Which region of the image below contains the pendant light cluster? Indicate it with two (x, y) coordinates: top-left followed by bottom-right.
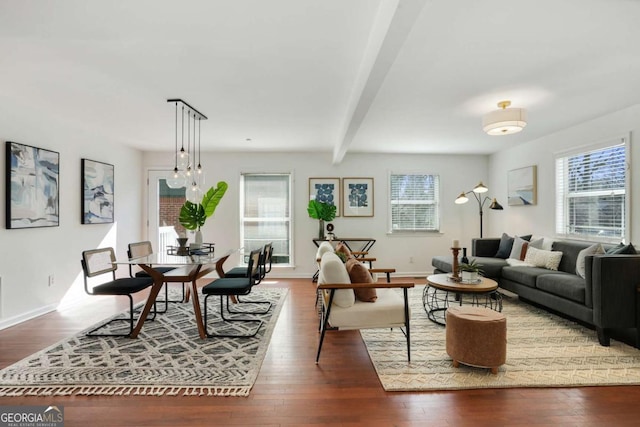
(166, 99), (207, 202)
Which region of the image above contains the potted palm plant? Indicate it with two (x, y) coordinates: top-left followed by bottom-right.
(459, 259), (484, 282)
(307, 199), (337, 239)
(179, 181), (228, 247)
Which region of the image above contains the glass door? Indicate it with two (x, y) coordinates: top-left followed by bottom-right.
(148, 170), (186, 254)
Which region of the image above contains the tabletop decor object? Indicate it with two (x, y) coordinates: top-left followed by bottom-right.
(179, 181), (228, 248)
(307, 199), (336, 239)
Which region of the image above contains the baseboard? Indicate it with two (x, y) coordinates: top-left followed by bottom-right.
(0, 304), (58, 331)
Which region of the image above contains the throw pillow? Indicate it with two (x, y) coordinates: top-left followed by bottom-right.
(495, 233), (514, 259)
(528, 238), (544, 250)
(335, 242), (354, 260)
(605, 242), (637, 255)
(575, 243), (605, 278)
(505, 258), (534, 267)
(523, 246), (563, 271)
(345, 258), (377, 302)
(509, 236), (529, 260)
(318, 252), (355, 308)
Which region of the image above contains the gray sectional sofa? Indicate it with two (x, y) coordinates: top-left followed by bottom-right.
(432, 237), (640, 348)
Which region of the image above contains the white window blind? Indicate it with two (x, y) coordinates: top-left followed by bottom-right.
(390, 173), (440, 232)
(555, 139), (628, 240)
(241, 173), (292, 264)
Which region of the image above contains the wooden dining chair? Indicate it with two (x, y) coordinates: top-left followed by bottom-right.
(201, 248), (263, 338)
(81, 247), (155, 337)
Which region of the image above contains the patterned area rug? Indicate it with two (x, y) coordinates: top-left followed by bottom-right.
(0, 287), (287, 397)
(361, 285), (640, 391)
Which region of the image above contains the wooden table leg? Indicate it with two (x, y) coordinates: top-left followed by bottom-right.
(190, 280), (207, 339)
(130, 276), (164, 338)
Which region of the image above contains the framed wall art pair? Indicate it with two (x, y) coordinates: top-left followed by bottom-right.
(5, 141), (114, 228)
(308, 177), (374, 217)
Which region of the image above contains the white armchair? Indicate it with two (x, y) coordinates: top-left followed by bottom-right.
(316, 251), (414, 363)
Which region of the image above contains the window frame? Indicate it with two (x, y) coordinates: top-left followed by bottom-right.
(554, 135), (630, 242)
(388, 171), (441, 233)
(239, 172), (294, 267)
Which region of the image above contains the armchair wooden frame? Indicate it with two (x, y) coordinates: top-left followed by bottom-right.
(316, 281), (414, 363)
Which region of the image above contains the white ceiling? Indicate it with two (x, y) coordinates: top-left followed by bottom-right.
(1, 0), (639, 163)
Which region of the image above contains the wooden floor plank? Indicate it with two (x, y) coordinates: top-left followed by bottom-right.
(1, 278), (640, 426)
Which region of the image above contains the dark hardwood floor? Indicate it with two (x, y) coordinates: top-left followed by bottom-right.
(1, 278), (640, 426)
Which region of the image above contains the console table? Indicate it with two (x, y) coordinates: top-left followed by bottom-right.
(312, 238), (376, 281)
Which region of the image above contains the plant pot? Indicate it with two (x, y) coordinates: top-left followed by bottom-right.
(461, 271), (478, 282)
(318, 219), (325, 240)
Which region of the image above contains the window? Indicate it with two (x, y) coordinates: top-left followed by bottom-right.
(389, 173), (440, 232)
(555, 137), (629, 241)
(240, 173), (292, 265)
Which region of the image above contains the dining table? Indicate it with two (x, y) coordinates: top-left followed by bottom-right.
(118, 249), (234, 339)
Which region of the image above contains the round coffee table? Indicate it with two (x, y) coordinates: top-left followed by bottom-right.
(423, 274), (502, 326)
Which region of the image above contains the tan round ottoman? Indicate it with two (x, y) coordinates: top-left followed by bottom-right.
(445, 306), (507, 374)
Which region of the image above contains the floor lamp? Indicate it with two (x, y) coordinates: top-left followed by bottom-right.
(455, 182), (503, 238)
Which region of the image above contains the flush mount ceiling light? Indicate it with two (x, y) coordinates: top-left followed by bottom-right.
(482, 100), (527, 135)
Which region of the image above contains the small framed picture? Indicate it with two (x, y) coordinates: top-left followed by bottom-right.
(82, 159), (114, 224)
(5, 141), (60, 229)
(309, 177), (340, 216)
(342, 177), (374, 217)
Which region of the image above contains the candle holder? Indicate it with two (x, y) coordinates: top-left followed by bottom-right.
(451, 247), (461, 281)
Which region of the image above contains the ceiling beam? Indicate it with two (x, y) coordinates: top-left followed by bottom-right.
(332, 0), (430, 164)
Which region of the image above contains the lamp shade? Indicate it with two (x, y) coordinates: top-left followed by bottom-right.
(455, 192), (469, 204)
(473, 182), (488, 193)
(482, 101), (527, 135)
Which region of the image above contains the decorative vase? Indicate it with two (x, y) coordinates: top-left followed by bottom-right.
(318, 220), (325, 240)
(176, 237), (189, 256)
(461, 248), (469, 265)
(194, 229), (203, 249)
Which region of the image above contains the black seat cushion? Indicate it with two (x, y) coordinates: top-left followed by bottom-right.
(224, 266), (248, 278)
(135, 266), (176, 277)
(202, 277), (252, 296)
(92, 277), (154, 295)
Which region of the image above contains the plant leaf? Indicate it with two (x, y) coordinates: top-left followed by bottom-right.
(179, 201), (206, 230)
(202, 181), (228, 218)
(307, 199), (336, 221)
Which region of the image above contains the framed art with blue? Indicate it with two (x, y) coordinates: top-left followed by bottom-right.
(309, 177), (340, 216)
(342, 177), (374, 217)
(82, 158), (114, 224)
(5, 141), (60, 229)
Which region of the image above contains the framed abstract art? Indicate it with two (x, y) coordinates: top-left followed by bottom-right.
(508, 165), (537, 206)
(81, 158), (114, 224)
(342, 177), (374, 217)
(309, 177), (340, 216)
(5, 141), (60, 229)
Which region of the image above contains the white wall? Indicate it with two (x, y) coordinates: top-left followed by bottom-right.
(0, 121), (145, 329)
(487, 104), (640, 243)
(143, 151), (490, 278)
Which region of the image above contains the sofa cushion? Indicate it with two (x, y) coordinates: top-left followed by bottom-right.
(471, 257), (508, 279)
(576, 243), (605, 278)
(431, 255), (507, 279)
(509, 236), (529, 260)
(319, 252), (355, 308)
(345, 258), (377, 302)
(502, 266), (564, 288)
(551, 240), (593, 274)
(536, 273), (586, 304)
(495, 233), (514, 259)
(606, 242), (637, 254)
(523, 247), (563, 271)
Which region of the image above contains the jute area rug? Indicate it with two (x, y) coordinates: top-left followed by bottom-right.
(361, 285), (640, 391)
(0, 287), (287, 397)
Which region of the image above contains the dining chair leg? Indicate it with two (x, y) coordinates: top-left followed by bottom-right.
(203, 294), (262, 338)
